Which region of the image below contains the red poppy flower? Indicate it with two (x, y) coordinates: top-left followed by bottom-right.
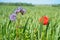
(39, 16), (49, 25)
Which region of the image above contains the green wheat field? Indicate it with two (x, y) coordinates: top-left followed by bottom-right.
(0, 5), (60, 40)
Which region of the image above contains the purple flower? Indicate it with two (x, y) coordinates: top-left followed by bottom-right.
(20, 8), (26, 15)
(10, 13), (16, 21)
(14, 7), (23, 13)
(16, 9), (20, 13)
(14, 7), (26, 15)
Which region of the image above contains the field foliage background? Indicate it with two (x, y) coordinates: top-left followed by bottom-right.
(0, 4), (60, 40)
